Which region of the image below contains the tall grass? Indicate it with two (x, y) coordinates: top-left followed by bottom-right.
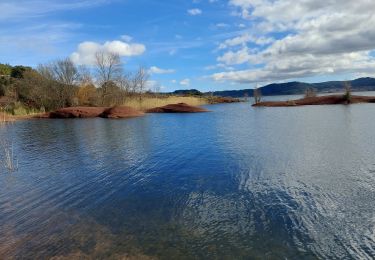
(0, 107), (17, 173)
(9, 102), (44, 116)
(1, 141), (18, 172)
(122, 96), (208, 111)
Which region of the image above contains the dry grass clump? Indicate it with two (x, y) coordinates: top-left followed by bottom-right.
(0, 140), (18, 172)
(0, 110), (17, 173)
(123, 96), (208, 111)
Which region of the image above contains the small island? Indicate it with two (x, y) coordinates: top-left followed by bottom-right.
(253, 94), (375, 107)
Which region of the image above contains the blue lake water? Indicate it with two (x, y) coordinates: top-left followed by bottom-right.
(0, 100), (375, 259)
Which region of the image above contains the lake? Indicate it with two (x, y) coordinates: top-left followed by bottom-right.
(1, 99), (375, 259)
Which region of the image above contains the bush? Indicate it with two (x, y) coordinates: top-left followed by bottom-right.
(12, 102), (28, 115)
(77, 84), (99, 106)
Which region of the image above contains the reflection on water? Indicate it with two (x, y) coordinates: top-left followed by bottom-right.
(1, 101), (375, 259)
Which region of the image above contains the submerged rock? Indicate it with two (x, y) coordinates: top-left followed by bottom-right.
(146, 103), (209, 113)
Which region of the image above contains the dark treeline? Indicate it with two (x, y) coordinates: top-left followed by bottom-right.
(0, 52), (149, 113)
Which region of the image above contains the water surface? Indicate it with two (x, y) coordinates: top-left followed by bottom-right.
(0, 100), (375, 259)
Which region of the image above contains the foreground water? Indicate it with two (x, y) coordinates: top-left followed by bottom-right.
(0, 100), (375, 259)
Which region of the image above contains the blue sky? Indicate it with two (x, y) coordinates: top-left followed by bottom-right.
(1, 0), (375, 92)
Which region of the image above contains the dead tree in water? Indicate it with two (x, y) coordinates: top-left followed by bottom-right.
(253, 87), (262, 104)
(343, 81), (352, 103)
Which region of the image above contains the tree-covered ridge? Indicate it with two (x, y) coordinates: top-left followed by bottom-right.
(211, 78), (375, 97)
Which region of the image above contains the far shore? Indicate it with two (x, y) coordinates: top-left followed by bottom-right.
(253, 94), (375, 107)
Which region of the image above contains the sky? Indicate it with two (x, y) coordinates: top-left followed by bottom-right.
(1, 0), (375, 92)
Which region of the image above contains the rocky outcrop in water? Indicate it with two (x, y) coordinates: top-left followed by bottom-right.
(49, 107), (108, 118)
(146, 103), (209, 113)
(100, 106), (144, 118)
(253, 95), (375, 107)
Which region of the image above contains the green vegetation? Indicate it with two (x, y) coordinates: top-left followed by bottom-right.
(0, 63), (12, 76)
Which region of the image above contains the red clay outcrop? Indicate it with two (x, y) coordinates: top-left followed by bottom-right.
(49, 107), (108, 118)
(49, 106), (145, 119)
(100, 106), (144, 118)
(146, 103), (209, 113)
(253, 95), (375, 107)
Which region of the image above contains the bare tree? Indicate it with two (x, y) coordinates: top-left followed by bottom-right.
(78, 65), (93, 86)
(344, 81), (352, 103)
(94, 51), (124, 105)
(37, 64), (54, 81)
(95, 51), (123, 84)
(36, 58), (79, 108)
(38, 58), (79, 85)
(51, 58), (79, 86)
(132, 66), (149, 102)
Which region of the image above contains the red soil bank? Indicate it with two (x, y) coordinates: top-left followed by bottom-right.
(49, 107), (108, 118)
(49, 106), (145, 119)
(100, 106), (144, 118)
(146, 103), (209, 113)
(253, 95), (375, 107)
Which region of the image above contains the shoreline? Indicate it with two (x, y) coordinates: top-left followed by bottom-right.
(1, 100), (235, 122)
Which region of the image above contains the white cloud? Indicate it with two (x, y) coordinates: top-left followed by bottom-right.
(212, 51), (375, 83)
(70, 40), (146, 65)
(218, 33), (274, 50)
(149, 66), (175, 74)
(120, 34), (133, 42)
(217, 47), (255, 65)
(216, 23), (230, 29)
(187, 8), (202, 16)
(180, 78), (190, 86)
(211, 0), (375, 83)
(205, 63), (235, 71)
(146, 80), (166, 91)
(0, 0), (110, 21)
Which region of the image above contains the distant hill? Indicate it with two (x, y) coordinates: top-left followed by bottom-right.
(173, 89), (203, 96)
(210, 77), (375, 97)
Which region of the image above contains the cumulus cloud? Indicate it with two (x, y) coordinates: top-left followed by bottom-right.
(149, 66), (175, 74)
(218, 33), (274, 50)
(180, 78), (190, 86)
(217, 47), (255, 65)
(70, 40), (146, 65)
(211, 0), (375, 84)
(188, 8), (202, 16)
